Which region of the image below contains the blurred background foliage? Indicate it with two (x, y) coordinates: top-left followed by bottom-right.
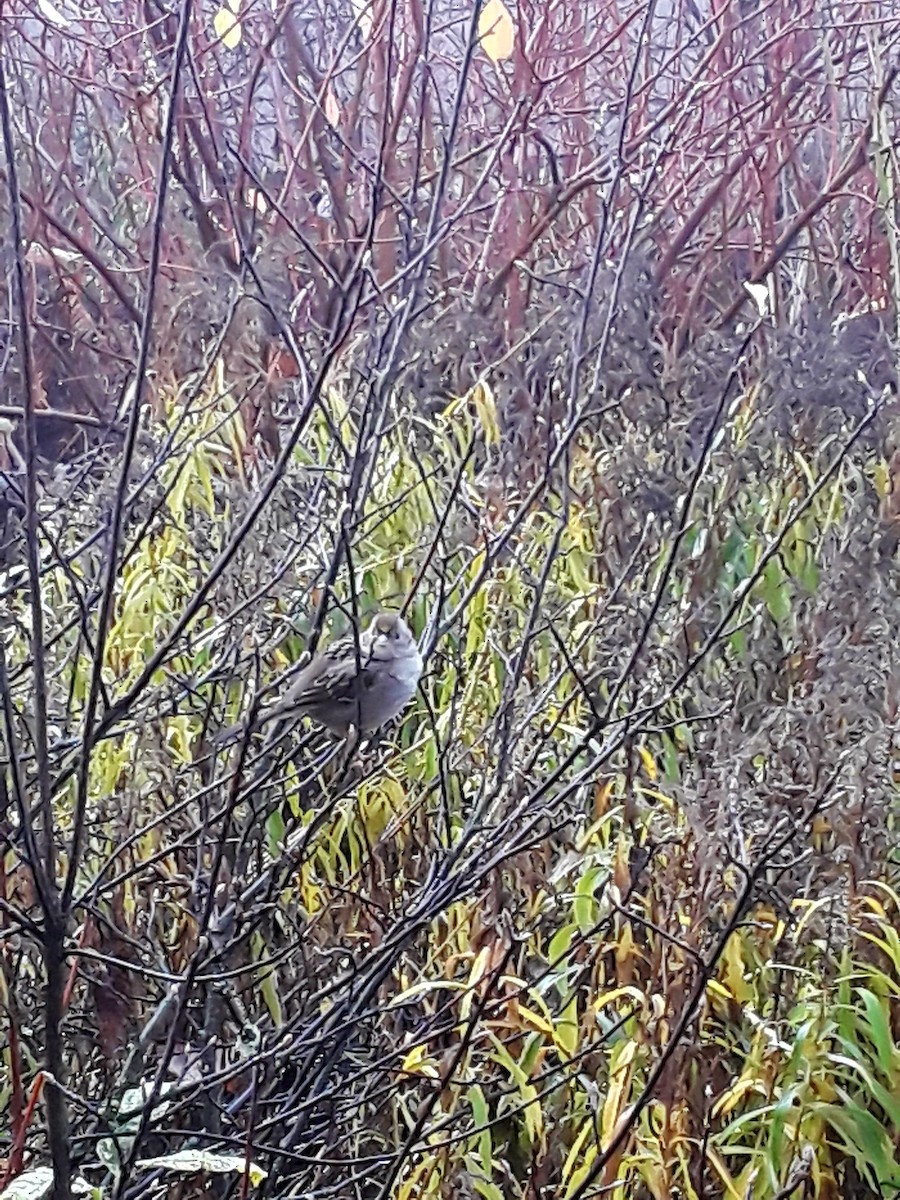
(0, 1), (899, 1198)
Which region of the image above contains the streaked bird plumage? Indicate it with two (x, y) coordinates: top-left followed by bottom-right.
(219, 611), (422, 741)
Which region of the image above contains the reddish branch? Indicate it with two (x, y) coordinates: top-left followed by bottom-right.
(717, 63), (900, 330)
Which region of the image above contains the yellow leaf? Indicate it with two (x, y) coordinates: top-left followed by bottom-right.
(555, 994), (579, 1058)
(874, 459), (890, 495)
(638, 744), (657, 781)
(564, 1144), (598, 1200)
(614, 921), (636, 970)
(592, 985), (646, 1012)
(638, 1159), (673, 1200)
(255, 958), (283, 1026)
(478, 0), (515, 63)
(470, 379), (501, 446)
(401, 1043), (441, 1078)
(397, 1159), (443, 1200)
(562, 1121), (595, 1188)
(462, 945), (492, 1017)
(639, 787), (676, 806)
(706, 1147), (745, 1199)
(213, 6), (241, 48)
(720, 932), (752, 1003)
(521, 1083), (543, 1146)
(517, 1003), (554, 1037)
(861, 894), (887, 919)
(711, 1074), (761, 1119)
(601, 1040), (637, 1140)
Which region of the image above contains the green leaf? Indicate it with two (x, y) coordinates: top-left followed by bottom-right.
(728, 626), (747, 658)
(796, 543), (820, 593)
(661, 732), (680, 781)
(816, 1096), (900, 1189)
(574, 865), (603, 931)
(766, 1085), (800, 1191)
(469, 1084), (493, 1173)
(520, 1031), (545, 1077)
(556, 993), (580, 1058)
(761, 557), (791, 624)
(568, 549), (591, 595)
(829, 1048), (900, 1128)
(547, 922), (576, 967)
(856, 986), (898, 1078)
(266, 806), (286, 857)
(468, 1163), (505, 1200)
(721, 528), (747, 576)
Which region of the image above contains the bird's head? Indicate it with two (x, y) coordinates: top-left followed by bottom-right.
(367, 611), (416, 654)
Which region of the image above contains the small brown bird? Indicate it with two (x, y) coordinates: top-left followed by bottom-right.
(219, 611), (423, 741)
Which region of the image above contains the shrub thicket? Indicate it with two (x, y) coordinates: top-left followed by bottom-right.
(0, 3), (898, 1199)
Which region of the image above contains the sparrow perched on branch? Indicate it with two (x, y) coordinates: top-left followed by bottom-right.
(217, 611), (423, 742)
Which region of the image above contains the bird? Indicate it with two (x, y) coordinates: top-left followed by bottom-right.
(217, 611), (423, 742)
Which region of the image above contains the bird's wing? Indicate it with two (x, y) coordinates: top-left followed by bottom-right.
(264, 639), (372, 718)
